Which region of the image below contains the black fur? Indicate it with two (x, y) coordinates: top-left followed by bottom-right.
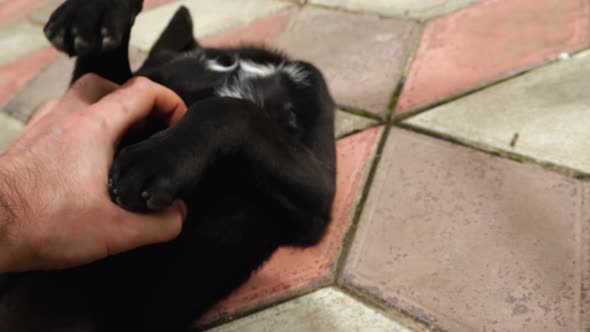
(0, 1), (336, 331)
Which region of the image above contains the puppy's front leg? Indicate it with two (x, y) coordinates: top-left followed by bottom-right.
(109, 95), (336, 248)
(108, 97), (255, 212)
(44, 0), (144, 84)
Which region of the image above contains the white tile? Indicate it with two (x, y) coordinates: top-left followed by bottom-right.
(0, 113), (23, 152)
(130, 0), (294, 51)
(208, 288), (413, 332)
(0, 21), (49, 65)
(309, 0), (483, 19)
(405, 51), (590, 174)
(335, 111), (378, 139)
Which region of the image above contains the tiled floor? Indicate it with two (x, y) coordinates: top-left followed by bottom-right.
(276, 7), (420, 118)
(1, 0), (590, 331)
(395, 0), (590, 114)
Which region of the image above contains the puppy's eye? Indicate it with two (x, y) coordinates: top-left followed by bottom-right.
(207, 55), (238, 72)
(218, 54), (236, 67)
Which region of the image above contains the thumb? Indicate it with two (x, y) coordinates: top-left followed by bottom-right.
(88, 77), (187, 144)
(113, 200), (187, 252)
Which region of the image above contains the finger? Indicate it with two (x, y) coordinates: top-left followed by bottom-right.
(26, 99), (60, 128)
(57, 74), (119, 117)
(109, 200), (186, 252)
(87, 77), (187, 142)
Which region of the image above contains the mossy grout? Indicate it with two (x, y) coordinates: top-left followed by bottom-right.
(396, 122), (590, 179)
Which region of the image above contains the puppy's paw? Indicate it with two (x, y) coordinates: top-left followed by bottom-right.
(109, 141), (181, 213)
(44, 0), (139, 56)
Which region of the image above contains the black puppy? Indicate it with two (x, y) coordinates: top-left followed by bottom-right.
(0, 1), (336, 331)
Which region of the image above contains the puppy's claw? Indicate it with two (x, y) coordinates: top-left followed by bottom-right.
(74, 36), (91, 54)
(101, 27), (118, 51)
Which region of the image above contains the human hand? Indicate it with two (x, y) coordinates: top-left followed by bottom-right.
(0, 74), (188, 272)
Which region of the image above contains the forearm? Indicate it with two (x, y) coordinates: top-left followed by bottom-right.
(0, 163), (24, 273)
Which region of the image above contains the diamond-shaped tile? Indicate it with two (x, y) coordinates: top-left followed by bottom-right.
(0, 0), (47, 28)
(202, 8), (294, 49)
(30, 0), (182, 25)
(144, 0), (178, 10)
(0, 21), (50, 66)
(405, 50), (590, 175)
(5, 48), (147, 122)
(0, 47), (58, 107)
(130, 0), (294, 51)
(0, 112), (23, 152)
(275, 7), (419, 117)
(334, 111), (379, 139)
(4, 48), (146, 121)
(396, 0), (590, 113)
(207, 288), (413, 332)
(343, 128), (589, 332)
(30, 0), (63, 25)
(5, 53), (72, 121)
(199, 127), (382, 326)
(310, 0), (483, 19)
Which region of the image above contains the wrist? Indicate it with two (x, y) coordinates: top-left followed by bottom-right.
(0, 161), (25, 272)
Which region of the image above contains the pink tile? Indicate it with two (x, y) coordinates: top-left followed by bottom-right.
(202, 9), (295, 48)
(0, 47), (58, 107)
(396, 0), (590, 113)
(276, 8), (419, 117)
(198, 127), (383, 326)
(31, 0), (175, 25)
(0, 0), (47, 28)
(144, 0), (176, 10)
(343, 128), (590, 332)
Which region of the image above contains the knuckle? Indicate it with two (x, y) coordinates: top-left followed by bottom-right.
(127, 76), (153, 90)
(72, 73), (101, 89)
(63, 111), (99, 131)
(110, 96), (132, 116)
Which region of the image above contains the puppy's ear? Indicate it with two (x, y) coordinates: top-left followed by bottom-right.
(149, 6), (198, 55)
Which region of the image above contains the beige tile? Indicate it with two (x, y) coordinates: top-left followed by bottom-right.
(208, 288), (413, 332)
(130, 0), (294, 51)
(405, 50), (590, 174)
(343, 128), (588, 332)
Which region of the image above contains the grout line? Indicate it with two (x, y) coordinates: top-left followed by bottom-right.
(0, 109), (27, 125)
(386, 20), (424, 120)
(391, 67), (534, 122)
(396, 122), (590, 179)
(337, 106), (384, 121)
(304, 3), (422, 24)
(333, 125), (390, 281)
(336, 123), (382, 140)
(194, 278), (333, 331)
(330, 124), (445, 332)
(337, 284), (443, 332)
(391, 44), (590, 123)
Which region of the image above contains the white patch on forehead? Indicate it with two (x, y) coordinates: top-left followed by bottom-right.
(238, 60), (277, 78)
(206, 58), (238, 72)
(207, 58), (310, 85)
(214, 58), (312, 107)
